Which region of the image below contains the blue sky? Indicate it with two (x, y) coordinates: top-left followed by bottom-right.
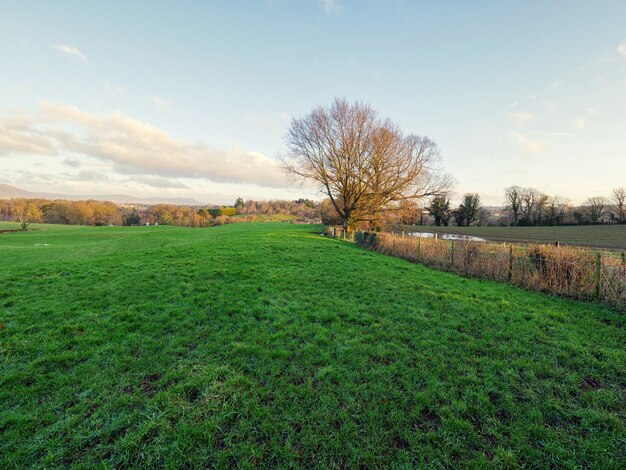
(1, 0), (625, 204)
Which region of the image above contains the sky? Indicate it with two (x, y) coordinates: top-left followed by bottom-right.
(1, 0), (625, 205)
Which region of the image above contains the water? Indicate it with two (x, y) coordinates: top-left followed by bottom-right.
(408, 232), (487, 242)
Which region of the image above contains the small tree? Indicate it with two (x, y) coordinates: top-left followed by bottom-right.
(234, 197), (244, 214)
(582, 196), (609, 223)
(611, 187), (625, 223)
(544, 196), (566, 225)
(456, 193), (482, 227)
(519, 188), (540, 225)
(13, 200), (41, 230)
(476, 207), (491, 226)
(427, 196), (451, 226)
(504, 186), (522, 226)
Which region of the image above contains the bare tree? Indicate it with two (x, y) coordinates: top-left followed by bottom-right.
(582, 196), (609, 223)
(282, 98), (451, 230)
(519, 188), (540, 225)
(476, 207), (491, 226)
(545, 196), (569, 225)
(611, 187), (625, 223)
(504, 186), (522, 226)
(534, 193), (549, 225)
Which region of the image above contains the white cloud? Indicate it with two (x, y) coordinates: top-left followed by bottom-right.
(76, 169), (109, 182)
(243, 111), (290, 131)
(0, 114), (57, 155)
(104, 81), (126, 95)
(52, 44), (87, 62)
(509, 112), (536, 127)
(63, 158), (81, 167)
(0, 102), (288, 188)
(569, 55), (609, 74)
(321, 0), (342, 14)
(573, 116), (587, 129)
(617, 43), (626, 58)
(501, 101), (518, 112)
(571, 107), (600, 130)
(149, 94), (171, 110)
(514, 133), (546, 154)
(135, 176), (188, 189)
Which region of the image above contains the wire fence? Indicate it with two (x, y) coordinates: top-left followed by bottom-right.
(325, 227), (626, 306)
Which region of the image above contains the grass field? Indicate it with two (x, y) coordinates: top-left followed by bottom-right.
(1, 222), (625, 467)
(398, 224), (626, 250)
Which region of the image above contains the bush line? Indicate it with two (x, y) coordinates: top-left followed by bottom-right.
(326, 227), (626, 306)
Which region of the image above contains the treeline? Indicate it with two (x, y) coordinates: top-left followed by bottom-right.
(0, 197), (320, 229)
(424, 186), (626, 227)
(320, 186), (626, 230)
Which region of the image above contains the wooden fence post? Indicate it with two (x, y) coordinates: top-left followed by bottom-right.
(508, 244), (513, 281)
(622, 251), (626, 290)
(417, 237), (421, 263)
(450, 240), (455, 268)
(594, 253), (601, 299)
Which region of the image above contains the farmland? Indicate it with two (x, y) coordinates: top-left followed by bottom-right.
(398, 224), (626, 250)
(1, 223), (625, 467)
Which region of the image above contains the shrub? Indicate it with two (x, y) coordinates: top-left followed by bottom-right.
(348, 231), (625, 305)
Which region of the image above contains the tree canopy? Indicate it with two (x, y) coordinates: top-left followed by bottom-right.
(282, 98), (451, 230)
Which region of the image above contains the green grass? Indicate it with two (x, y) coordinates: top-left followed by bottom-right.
(400, 224), (626, 250)
(1, 222), (624, 468)
(232, 213), (297, 222)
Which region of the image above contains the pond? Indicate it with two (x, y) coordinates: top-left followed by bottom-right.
(408, 232), (487, 242)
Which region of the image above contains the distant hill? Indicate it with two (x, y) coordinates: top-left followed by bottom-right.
(0, 183), (37, 199)
(0, 183), (206, 206)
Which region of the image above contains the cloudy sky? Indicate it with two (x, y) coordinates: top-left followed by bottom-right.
(1, 0), (625, 205)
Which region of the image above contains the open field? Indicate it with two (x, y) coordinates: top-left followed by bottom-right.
(398, 224), (626, 250)
(1, 223), (625, 467)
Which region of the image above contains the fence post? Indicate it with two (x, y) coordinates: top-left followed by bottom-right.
(594, 253), (601, 299)
(508, 244), (513, 281)
(622, 251), (626, 290)
(450, 240), (455, 268)
(402, 230), (405, 239)
(417, 237), (421, 263)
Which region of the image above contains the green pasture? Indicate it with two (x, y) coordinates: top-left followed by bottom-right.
(1, 222), (624, 467)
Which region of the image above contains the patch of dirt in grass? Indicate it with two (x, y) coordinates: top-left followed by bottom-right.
(393, 435), (409, 449)
(140, 373), (161, 396)
(579, 377), (603, 391)
(415, 409), (441, 431)
(495, 408), (512, 424)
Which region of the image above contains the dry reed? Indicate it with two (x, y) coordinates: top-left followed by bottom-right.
(326, 228), (626, 306)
